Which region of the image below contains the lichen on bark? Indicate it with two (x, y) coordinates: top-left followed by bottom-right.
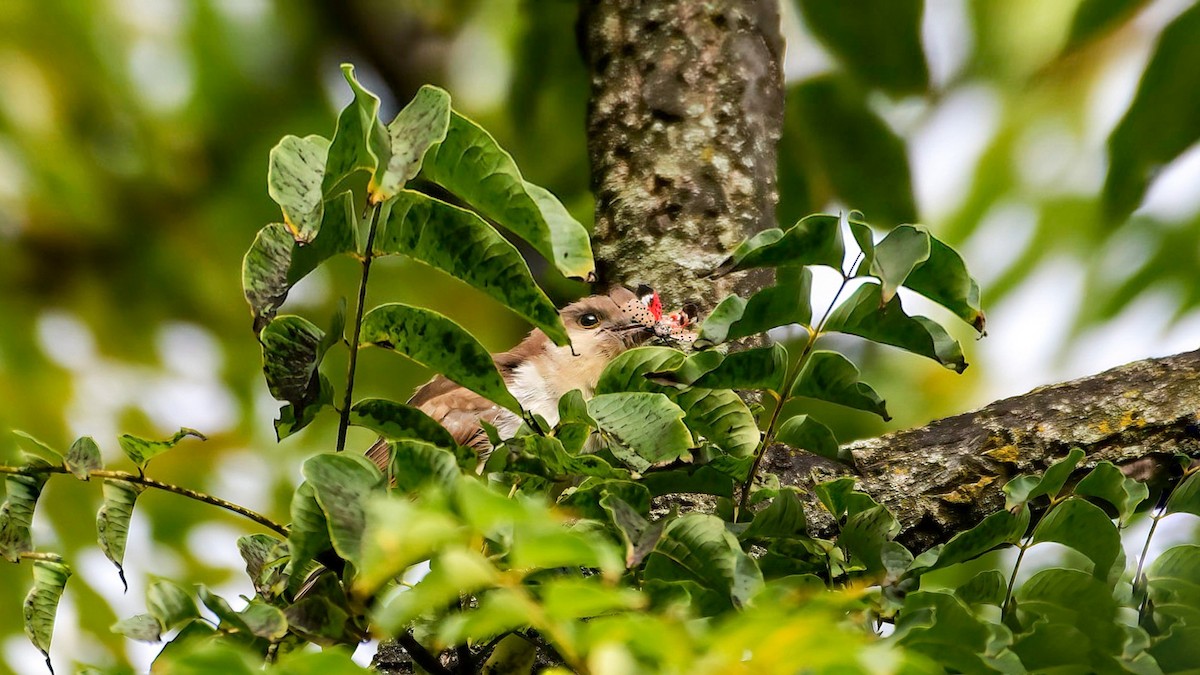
(580, 0), (784, 308)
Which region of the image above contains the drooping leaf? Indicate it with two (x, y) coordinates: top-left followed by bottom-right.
(1073, 461), (1149, 525)
(1014, 568), (1126, 665)
(146, 577), (199, 631)
(709, 214), (843, 278)
(283, 596), (349, 646)
(824, 282), (967, 373)
(775, 415), (839, 461)
(237, 534), (287, 600)
(1003, 448), (1086, 509)
(516, 435), (630, 482)
(324, 64), (390, 196)
(242, 192), (357, 331)
(698, 267), (814, 345)
(791, 350), (890, 420)
(286, 482), (332, 596)
(796, 0), (928, 95)
(197, 587), (288, 641)
(1103, 3), (1200, 222)
(376, 190), (568, 345)
(302, 453), (382, 568)
(1030, 498), (1122, 581)
(847, 211), (876, 270)
(361, 303), (522, 413)
(922, 508), (1030, 572)
(259, 315), (326, 405)
(96, 479), (143, 590)
(600, 494), (665, 568)
(903, 233), (986, 333)
(0, 456), (52, 562)
(539, 576), (646, 622)
(689, 343), (788, 393)
(644, 514), (764, 612)
(1165, 470), (1200, 517)
(373, 85), (451, 202)
(117, 428), (206, 468)
(23, 558), (71, 671)
(63, 436), (101, 480)
(587, 392), (693, 472)
(111, 613), (162, 643)
(274, 375), (333, 441)
(742, 488), (808, 540)
(420, 111), (594, 280)
(784, 78), (917, 226)
(267, 134), (329, 242)
(349, 398), (456, 450)
(869, 225), (930, 304)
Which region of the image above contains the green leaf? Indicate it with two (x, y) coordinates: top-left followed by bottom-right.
(894, 591), (1022, 673)
(1074, 461), (1149, 525)
(539, 576), (645, 622)
(813, 477), (857, 520)
(1149, 625), (1200, 673)
(286, 482), (331, 596)
(742, 488), (808, 540)
(784, 78), (917, 226)
(698, 267), (814, 345)
(595, 346), (686, 394)
(242, 193), (357, 332)
(924, 508), (1030, 572)
(23, 558), (71, 670)
(275, 375), (334, 441)
(791, 350), (890, 420)
(267, 134), (329, 242)
(384, 439), (460, 492)
(374, 548), (499, 632)
(260, 315), (328, 405)
(1165, 470), (1200, 517)
(12, 431), (60, 460)
(904, 233), (987, 334)
(869, 225), (930, 304)
(373, 85), (451, 202)
(111, 613), (162, 643)
(648, 349), (725, 386)
(147, 577), (199, 631)
(63, 436), (101, 480)
(356, 496), (466, 597)
(600, 493), (664, 568)
(839, 506), (901, 573)
(955, 570), (1008, 607)
(283, 596), (349, 646)
(376, 190), (568, 345)
(847, 211), (876, 270)
(361, 303), (522, 414)
(644, 514), (763, 612)
(1003, 448), (1086, 509)
(824, 282), (967, 373)
(586, 392), (693, 472)
(1031, 498), (1122, 581)
(325, 64), (390, 195)
(237, 534), (287, 600)
(435, 587), (533, 645)
(796, 0), (928, 95)
(302, 453), (381, 568)
(117, 428), (206, 469)
(0, 456), (52, 562)
(1104, 3), (1200, 221)
(420, 111), (594, 280)
(556, 388), (595, 427)
(775, 415), (839, 461)
(1065, 0), (1149, 52)
(480, 633), (537, 674)
(198, 588), (288, 641)
(349, 398), (456, 449)
(688, 343), (788, 392)
(709, 214), (843, 278)
(516, 435), (629, 482)
(1014, 568), (1125, 661)
(96, 479), (143, 591)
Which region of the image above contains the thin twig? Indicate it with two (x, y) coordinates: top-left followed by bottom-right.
(1135, 505), (1167, 622)
(1001, 537), (1029, 621)
(337, 202), (383, 453)
(397, 630), (453, 675)
(0, 465), (287, 537)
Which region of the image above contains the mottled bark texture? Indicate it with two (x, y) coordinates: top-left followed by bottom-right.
(580, 0), (784, 308)
(764, 349), (1200, 551)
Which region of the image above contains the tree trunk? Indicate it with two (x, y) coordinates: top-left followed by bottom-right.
(579, 0), (784, 308)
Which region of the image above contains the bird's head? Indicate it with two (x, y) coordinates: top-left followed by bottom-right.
(558, 285), (657, 362)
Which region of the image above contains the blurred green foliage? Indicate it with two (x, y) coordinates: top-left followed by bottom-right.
(1, 0), (1200, 670)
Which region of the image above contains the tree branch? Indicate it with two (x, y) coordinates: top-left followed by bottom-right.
(580, 0), (784, 307)
(762, 349), (1200, 550)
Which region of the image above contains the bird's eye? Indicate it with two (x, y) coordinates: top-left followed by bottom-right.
(579, 313), (601, 328)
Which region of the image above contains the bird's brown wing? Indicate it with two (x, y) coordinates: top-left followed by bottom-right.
(364, 375), (506, 471)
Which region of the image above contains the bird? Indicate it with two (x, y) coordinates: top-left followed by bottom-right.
(365, 285), (693, 468)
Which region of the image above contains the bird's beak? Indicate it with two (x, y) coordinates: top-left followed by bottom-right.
(611, 321), (656, 348)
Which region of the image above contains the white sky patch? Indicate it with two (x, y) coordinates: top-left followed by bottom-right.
(1015, 119), (1104, 197)
(36, 309), (99, 371)
(780, 0), (835, 83)
(127, 38), (193, 113)
(158, 322), (224, 380)
(186, 522), (252, 571)
(922, 0), (972, 89)
(446, 22), (511, 112)
(961, 200), (1037, 287)
(1065, 286), (1182, 381)
(212, 0), (271, 26)
(1085, 44), (1151, 147)
(210, 450), (275, 514)
(910, 85), (1002, 223)
(977, 256), (1083, 400)
(1135, 141), (1200, 223)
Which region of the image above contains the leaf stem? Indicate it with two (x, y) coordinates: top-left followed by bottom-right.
(337, 202), (383, 453)
(1001, 537), (1029, 621)
(736, 255), (863, 516)
(1135, 504), (1166, 623)
(0, 465), (287, 537)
